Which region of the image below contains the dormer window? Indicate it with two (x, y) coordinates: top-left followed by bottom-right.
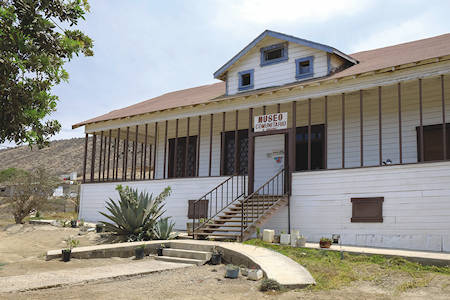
(295, 56), (314, 80)
(238, 69), (254, 91)
(260, 42), (288, 66)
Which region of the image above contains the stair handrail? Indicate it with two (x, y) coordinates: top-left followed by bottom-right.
(240, 168), (287, 241)
(192, 173), (247, 236)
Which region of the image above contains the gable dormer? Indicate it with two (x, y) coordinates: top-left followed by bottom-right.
(214, 30), (357, 96)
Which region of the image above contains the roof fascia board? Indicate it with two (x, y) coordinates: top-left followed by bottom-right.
(85, 63), (450, 134)
(213, 30), (356, 79)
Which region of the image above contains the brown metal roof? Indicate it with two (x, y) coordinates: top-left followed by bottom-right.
(73, 33), (450, 129)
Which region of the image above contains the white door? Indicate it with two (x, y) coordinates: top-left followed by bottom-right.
(253, 134), (285, 194)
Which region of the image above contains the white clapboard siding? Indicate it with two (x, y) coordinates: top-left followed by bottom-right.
(288, 161), (450, 252)
(78, 176), (230, 229)
(227, 36), (329, 95)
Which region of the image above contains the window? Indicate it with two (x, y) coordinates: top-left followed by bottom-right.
(295, 125), (325, 171)
(295, 56), (314, 80)
(351, 197), (384, 223)
(168, 136), (197, 178)
(188, 200), (209, 219)
(238, 69), (254, 91)
(260, 42), (288, 66)
(222, 129), (249, 175)
(417, 123), (450, 162)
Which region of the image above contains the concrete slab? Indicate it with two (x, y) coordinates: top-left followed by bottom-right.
(0, 259), (192, 293)
(304, 242), (450, 266)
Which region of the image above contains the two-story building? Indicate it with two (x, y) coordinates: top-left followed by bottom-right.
(73, 30), (450, 252)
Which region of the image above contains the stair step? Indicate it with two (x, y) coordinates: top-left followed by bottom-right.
(195, 232), (239, 237)
(162, 248), (212, 261)
(203, 224), (242, 227)
(155, 256), (206, 266)
(170, 242), (214, 252)
(197, 228), (241, 233)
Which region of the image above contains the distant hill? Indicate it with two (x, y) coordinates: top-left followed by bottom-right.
(0, 138), (87, 177)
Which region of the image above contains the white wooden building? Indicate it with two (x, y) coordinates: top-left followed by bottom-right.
(73, 30), (450, 252)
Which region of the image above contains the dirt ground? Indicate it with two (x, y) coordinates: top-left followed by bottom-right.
(0, 217), (449, 299)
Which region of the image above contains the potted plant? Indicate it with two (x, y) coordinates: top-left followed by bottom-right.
(320, 237), (332, 248)
(280, 230), (291, 245)
(96, 223), (104, 233)
(256, 227), (261, 239)
(70, 219), (77, 228)
(296, 235), (306, 247)
(225, 264), (240, 279)
(210, 246), (222, 265)
(157, 243), (166, 256)
(135, 244), (146, 259)
(62, 237), (80, 262)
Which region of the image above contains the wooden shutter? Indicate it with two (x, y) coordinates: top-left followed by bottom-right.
(351, 197), (383, 222)
(188, 200), (209, 219)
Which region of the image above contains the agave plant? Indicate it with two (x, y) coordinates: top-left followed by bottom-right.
(153, 217), (178, 240)
(99, 185), (171, 241)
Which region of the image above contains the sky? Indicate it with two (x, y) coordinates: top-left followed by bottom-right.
(1, 0), (450, 149)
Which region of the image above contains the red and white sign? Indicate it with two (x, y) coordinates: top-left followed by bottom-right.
(254, 112), (288, 132)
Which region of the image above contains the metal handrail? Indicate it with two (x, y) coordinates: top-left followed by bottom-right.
(240, 168), (287, 241)
(192, 173), (247, 237)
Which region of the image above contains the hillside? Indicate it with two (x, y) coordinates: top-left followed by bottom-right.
(0, 138), (87, 177)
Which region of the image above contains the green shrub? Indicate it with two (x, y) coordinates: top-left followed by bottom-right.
(99, 185), (171, 242)
(153, 216), (177, 240)
(260, 279), (281, 292)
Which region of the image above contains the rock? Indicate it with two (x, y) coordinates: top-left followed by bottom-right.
(247, 269), (263, 281)
(263, 229), (274, 243)
(280, 233), (291, 245)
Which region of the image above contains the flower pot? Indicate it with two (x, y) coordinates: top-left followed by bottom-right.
(296, 237), (306, 248)
(210, 253), (221, 265)
(157, 248), (164, 256)
(135, 247), (145, 259)
(320, 240), (332, 248)
(225, 266), (239, 279)
(70, 220), (77, 228)
(95, 224), (104, 233)
(62, 249), (71, 262)
(247, 269), (263, 281)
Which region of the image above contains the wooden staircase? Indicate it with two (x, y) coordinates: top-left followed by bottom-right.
(193, 169), (288, 241)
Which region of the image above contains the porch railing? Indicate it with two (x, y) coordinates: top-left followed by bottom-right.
(240, 168), (287, 240)
(192, 174), (247, 236)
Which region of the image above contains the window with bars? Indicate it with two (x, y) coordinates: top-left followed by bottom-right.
(222, 130), (248, 175)
(168, 136), (197, 178)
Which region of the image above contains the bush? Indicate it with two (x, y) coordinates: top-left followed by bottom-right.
(99, 185), (171, 242)
(260, 279), (281, 292)
(153, 217), (177, 240)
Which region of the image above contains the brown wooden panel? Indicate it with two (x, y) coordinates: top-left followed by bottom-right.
(82, 133), (88, 183)
(351, 197), (383, 222)
(188, 200), (209, 219)
(417, 123), (450, 161)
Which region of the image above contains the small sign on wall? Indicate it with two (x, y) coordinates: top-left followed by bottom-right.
(254, 112), (288, 132)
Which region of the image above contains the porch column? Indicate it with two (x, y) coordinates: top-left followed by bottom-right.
(442, 75), (447, 160)
(98, 131), (103, 181)
(90, 133), (96, 182)
(234, 110), (239, 174)
(153, 122), (158, 179)
(112, 136), (117, 180)
(196, 116), (201, 176)
(115, 128), (120, 180)
(133, 125), (139, 180)
(360, 90), (364, 167)
(209, 114), (213, 177)
(106, 130), (112, 180)
(419, 79), (424, 162)
(341, 93), (345, 169)
(378, 86), (382, 166)
(174, 119), (179, 177)
(398, 83), (403, 164)
(82, 133), (88, 183)
(220, 112), (226, 175)
(307, 99), (312, 170)
(185, 117), (190, 177)
(289, 101), (296, 191)
(248, 108), (254, 194)
(123, 126), (129, 181)
(143, 124), (148, 180)
(163, 120), (168, 179)
(324, 96), (328, 169)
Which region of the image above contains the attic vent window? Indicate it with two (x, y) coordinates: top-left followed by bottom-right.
(260, 42), (288, 66)
(295, 56), (314, 80)
(238, 69), (254, 91)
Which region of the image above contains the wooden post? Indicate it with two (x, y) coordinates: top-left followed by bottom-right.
(277, 103), (280, 113)
(140, 142), (144, 179)
(442, 75), (447, 160)
(185, 117), (190, 177)
(98, 131), (103, 181)
(153, 122), (158, 179)
(102, 132), (107, 180)
(174, 119), (179, 177)
(419, 79), (424, 162)
(289, 101), (296, 190)
(82, 133), (88, 183)
(112, 137), (117, 180)
(163, 120), (168, 179)
(197, 116), (201, 177)
(360, 90), (364, 167)
(308, 99), (312, 170)
(248, 108), (254, 194)
(90, 134), (96, 182)
(220, 112), (226, 175)
(143, 124), (148, 180)
(398, 83), (403, 164)
(378, 86), (382, 166)
(133, 125), (139, 180)
(209, 114), (213, 177)
(234, 110), (239, 174)
(324, 96), (328, 169)
(107, 130), (112, 181)
(124, 127), (130, 181)
(116, 128), (120, 179)
(342, 93), (345, 169)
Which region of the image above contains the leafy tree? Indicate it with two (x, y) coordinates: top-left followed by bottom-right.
(5, 168), (59, 223)
(100, 185), (172, 242)
(0, 0), (93, 148)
